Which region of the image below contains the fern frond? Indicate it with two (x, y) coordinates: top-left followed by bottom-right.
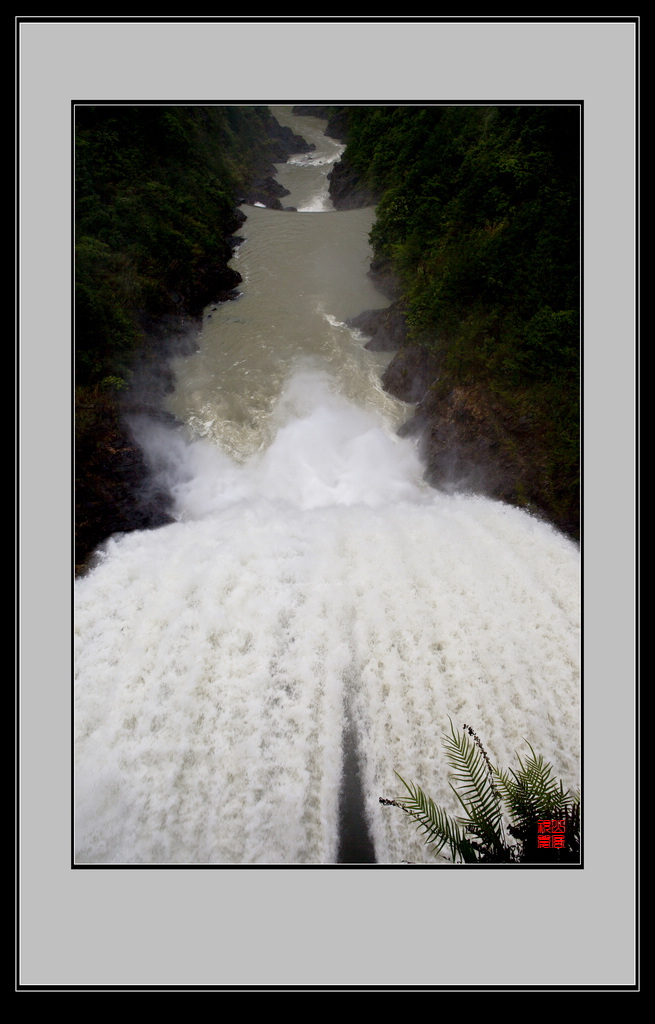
(387, 724), (580, 864)
(394, 771), (479, 863)
(442, 718), (505, 854)
(495, 742), (578, 834)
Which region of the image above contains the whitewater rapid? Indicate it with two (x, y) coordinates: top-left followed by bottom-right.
(74, 370), (580, 864)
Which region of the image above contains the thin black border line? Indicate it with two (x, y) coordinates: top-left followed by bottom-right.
(14, 982), (641, 993)
(16, 15), (641, 24)
(70, 101), (581, 872)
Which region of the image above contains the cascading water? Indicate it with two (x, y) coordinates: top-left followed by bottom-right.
(74, 107), (581, 865)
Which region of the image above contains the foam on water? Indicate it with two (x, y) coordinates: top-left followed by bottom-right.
(75, 369), (580, 864)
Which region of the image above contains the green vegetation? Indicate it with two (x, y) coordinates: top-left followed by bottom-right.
(75, 104), (286, 388)
(384, 720), (580, 863)
(338, 106), (580, 535)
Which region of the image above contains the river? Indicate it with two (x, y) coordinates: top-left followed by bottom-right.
(73, 106), (581, 865)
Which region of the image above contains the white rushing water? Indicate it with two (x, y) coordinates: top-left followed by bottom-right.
(74, 107), (581, 865)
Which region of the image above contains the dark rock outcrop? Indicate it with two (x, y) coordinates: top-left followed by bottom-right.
(266, 120), (314, 162)
(382, 344), (443, 406)
(324, 109), (350, 142)
(242, 175), (291, 210)
(347, 302), (408, 352)
(328, 153), (378, 210)
(237, 119), (314, 210)
(187, 259), (242, 313)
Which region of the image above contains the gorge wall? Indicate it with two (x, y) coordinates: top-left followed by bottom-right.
(323, 105), (580, 542)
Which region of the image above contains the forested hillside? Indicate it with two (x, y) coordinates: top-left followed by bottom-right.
(327, 105), (581, 538)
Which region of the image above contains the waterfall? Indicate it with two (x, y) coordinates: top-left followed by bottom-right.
(74, 107), (580, 865)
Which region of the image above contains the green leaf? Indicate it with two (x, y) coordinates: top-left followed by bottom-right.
(394, 771), (479, 863)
